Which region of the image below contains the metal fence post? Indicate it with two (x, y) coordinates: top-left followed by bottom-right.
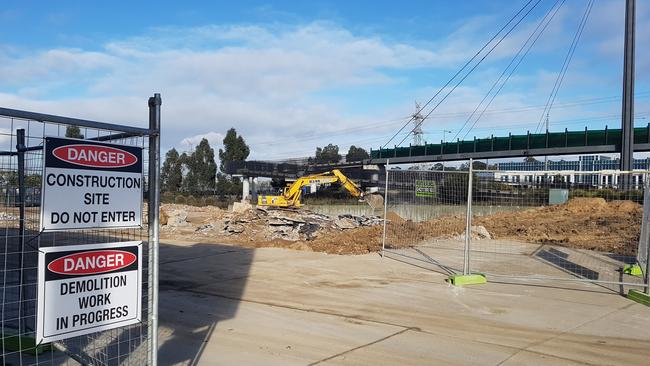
(645, 181), (650, 295)
(646, 243), (650, 295)
(381, 159), (390, 258)
(463, 159), (473, 275)
(147, 94), (161, 366)
(16, 129), (27, 339)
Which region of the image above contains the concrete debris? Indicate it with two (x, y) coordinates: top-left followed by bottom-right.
(165, 209), (190, 227)
(334, 217), (357, 230)
(195, 223), (214, 233)
(160, 203), (384, 243)
(299, 223), (320, 239)
(232, 201), (253, 213)
(454, 225), (492, 241)
(0, 212), (18, 221)
(225, 223), (245, 234)
(472, 225), (492, 240)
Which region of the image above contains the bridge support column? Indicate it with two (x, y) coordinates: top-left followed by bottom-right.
(251, 178), (258, 201)
(242, 177), (250, 202)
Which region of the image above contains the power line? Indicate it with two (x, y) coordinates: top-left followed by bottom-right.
(258, 111), (650, 160)
(452, 111), (650, 134)
(381, 0), (539, 148)
(535, 0), (595, 133)
(396, 0), (543, 147)
(253, 91), (650, 148)
(419, 92), (650, 119)
(456, 0), (566, 141)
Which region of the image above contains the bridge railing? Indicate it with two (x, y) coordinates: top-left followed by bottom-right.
(371, 125), (650, 159)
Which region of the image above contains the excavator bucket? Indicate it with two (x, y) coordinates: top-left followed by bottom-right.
(364, 193), (384, 210)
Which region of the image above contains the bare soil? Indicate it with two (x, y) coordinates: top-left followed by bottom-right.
(477, 198), (641, 255)
(159, 198), (642, 256)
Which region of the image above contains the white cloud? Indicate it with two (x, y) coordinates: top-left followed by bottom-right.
(0, 22), (453, 158)
(0, 9), (648, 162)
(179, 131), (224, 153)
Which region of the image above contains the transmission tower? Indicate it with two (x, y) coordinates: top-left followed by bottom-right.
(412, 102), (425, 146)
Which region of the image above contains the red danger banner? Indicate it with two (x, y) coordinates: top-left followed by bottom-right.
(52, 144), (138, 169)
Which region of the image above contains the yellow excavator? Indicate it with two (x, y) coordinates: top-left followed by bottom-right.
(257, 169), (364, 208)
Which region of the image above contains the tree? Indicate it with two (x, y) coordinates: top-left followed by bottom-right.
(524, 156), (540, 163)
(161, 148), (183, 192)
(218, 128), (250, 172)
(216, 172), (242, 198)
(184, 139), (217, 192)
(472, 161), (488, 170)
(65, 126), (84, 139)
(346, 145), (370, 161)
(312, 144), (341, 164)
(431, 163), (445, 171)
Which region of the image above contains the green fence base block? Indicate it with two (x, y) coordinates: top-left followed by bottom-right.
(448, 273), (487, 286)
(628, 290), (650, 307)
(623, 264), (643, 277)
(1, 335), (53, 355)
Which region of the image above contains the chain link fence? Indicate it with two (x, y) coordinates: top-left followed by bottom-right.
(382, 161), (650, 294)
(0, 97), (160, 365)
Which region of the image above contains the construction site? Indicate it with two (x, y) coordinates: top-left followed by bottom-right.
(159, 196), (641, 256)
(1, 0), (650, 365)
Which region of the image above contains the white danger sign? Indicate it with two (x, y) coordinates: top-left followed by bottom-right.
(37, 241), (142, 343)
(40, 137), (143, 231)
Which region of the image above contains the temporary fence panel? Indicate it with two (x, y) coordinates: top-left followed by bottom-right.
(0, 96), (160, 365)
(382, 167), (469, 276)
(382, 164), (649, 294)
(469, 170), (647, 292)
(637, 181), (650, 289)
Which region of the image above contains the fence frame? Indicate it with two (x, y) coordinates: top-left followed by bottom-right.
(0, 94), (161, 365)
(381, 164), (650, 294)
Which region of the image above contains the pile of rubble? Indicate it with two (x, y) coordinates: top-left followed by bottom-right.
(224, 206), (383, 241)
(160, 203), (384, 243)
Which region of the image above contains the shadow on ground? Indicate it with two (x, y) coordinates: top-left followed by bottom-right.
(1, 225), (252, 366)
(156, 241), (252, 365)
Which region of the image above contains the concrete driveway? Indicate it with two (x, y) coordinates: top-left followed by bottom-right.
(157, 240), (650, 365)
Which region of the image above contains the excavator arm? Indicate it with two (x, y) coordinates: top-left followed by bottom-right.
(331, 169), (364, 199)
(258, 169), (363, 208)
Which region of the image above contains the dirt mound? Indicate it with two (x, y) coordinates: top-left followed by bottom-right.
(563, 197), (608, 213)
(476, 199), (642, 255)
(385, 211), (405, 223)
(610, 200), (640, 213)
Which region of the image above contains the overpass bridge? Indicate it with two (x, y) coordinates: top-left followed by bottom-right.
(369, 125), (650, 164)
(225, 125), (650, 181)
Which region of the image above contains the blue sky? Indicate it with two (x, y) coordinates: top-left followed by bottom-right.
(1, 0), (648, 160)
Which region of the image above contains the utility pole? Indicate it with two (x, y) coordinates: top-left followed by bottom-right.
(412, 102), (425, 146)
(442, 129), (452, 143)
(544, 112), (549, 170)
(621, 0), (635, 177)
